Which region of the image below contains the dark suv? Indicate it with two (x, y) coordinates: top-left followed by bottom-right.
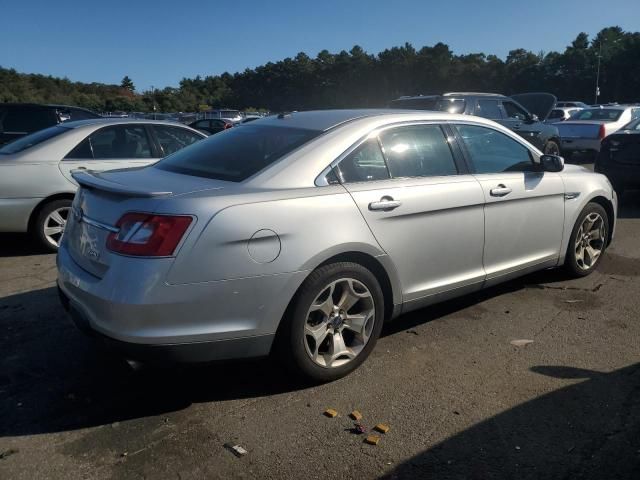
(0, 103), (101, 145)
(389, 92), (561, 155)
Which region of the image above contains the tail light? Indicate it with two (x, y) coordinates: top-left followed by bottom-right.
(224, 122), (233, 130)
(598, 124), (606, 140)
(107, 213), (192, 256)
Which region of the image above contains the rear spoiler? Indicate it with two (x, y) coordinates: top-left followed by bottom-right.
(72, 170), (172, 197)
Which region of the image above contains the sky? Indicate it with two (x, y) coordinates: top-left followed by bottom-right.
(1, 0), (638, 92)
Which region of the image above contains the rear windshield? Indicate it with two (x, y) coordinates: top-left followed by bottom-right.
(569, 109), (623, 121)
(155, 124), (321, 182)
(0, 125), (70, 154)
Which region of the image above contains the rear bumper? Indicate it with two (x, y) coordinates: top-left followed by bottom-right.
(0, 197), (41, 232)
(560, 138), (600, 153)
(595, 161), (640, 187)
(58, 284), (274, 363)
(56, 242), (308, 362)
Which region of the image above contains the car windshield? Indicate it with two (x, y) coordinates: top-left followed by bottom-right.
(155, 124), (321, 182)
(0, 125), (70, 154)
(569, 109), (623, 121)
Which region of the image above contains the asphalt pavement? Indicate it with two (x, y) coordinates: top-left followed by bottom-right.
(1, 189), (639, 480)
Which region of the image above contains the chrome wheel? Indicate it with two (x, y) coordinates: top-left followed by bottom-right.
(574, 212), (605, 271)
(304, 278), (376, 368)
(43, 207), (69, 248)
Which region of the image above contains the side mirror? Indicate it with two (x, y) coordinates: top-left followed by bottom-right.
(536, 154), (564, 172)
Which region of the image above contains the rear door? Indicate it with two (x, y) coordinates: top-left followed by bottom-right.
(339, 123), (486, 303)
(453, 123), (564, 283)
(59, 124), (159, 182)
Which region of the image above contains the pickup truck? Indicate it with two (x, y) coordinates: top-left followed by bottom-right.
(557, 106), (640, 158)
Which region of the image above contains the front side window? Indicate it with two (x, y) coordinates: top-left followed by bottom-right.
(153, 125), (203, 156)
(337, 139), (389, 183)
(502, 101), (528, 121)
(475, 100), (502, 119)
(456, 124), (532, 174)
(88, 125), (153, 159)
(156, 124), (321, 182)
(379, 125), (458, 178)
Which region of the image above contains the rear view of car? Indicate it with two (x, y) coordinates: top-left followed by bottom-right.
(595, 118), (640, 196)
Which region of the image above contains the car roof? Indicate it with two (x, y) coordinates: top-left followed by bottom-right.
(60, 118), (196, 129)
(255, 109), (458, 131)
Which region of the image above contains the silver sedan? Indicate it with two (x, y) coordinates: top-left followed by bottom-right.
(56, 110), (617, 382)
(0, 119), (205, 250)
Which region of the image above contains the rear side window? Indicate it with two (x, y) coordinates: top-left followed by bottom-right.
(436, 98), (466, 114)
(456, 124), (532, 173)
(153, 125), (203, 156)
(337, 139), (389, 183)
(379, 125), (458, 178)
(0, 125), (70, 154)
(156, 125), (321, 182)
(81, 125), (153, 160)
(475, 100), (502, 119)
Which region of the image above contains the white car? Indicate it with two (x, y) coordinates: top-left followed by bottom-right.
(0, 119), (205, 250)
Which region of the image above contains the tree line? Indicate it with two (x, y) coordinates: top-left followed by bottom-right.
(1, 26), (638, 113)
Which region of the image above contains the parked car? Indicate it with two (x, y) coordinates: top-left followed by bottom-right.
(0, 103), (101, 146)
(188, 118), (233, 135)
(545, 107), (583, 124)
(390, 92), (562, 155)
(595, 117), (640, 195)
(0, 119), (205, 250)
(556, 101), (590, 109)
(557, 106), (640, 159)
(202, 109), (243, 123)
(57, 110), (616, 382)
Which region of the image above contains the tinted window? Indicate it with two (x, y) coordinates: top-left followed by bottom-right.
(569, 109), (623, 121)
(436, 98), (466, 114)
(456, 125), (532, 174)
(389, 97), (439, 110)
(89, 125), (153, 159)
(379, 125), (457, 178)
(156, 125), (320, 182)
(475, 100), (502, 119)
(0, 125), (70, 154)
(548, 109), (565, 119)
(193, 120), (209, 129)
(338, 139), (389, 183)
(154, 125), (203, 156)
(623, 118), (640, 131)
(0, 106), (52, 133)
(68, 108), (99, 121)
(502, 101), (528, 120)
(65, 138), (93, 159)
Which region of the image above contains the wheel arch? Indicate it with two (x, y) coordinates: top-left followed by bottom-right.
(27, 192), (76, 233)
(588, 195), (615, 246)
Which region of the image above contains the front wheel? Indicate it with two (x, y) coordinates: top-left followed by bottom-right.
(565, 202), (609, 277)
(543, 140), (561, 156)
(276, 262), (385, 383)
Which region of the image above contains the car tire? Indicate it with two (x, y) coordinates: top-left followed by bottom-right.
(543, 140), (561, 156)
(275, 262), (385, 383)
(564, 202), (609, 277)
(32, 199), (72, 252)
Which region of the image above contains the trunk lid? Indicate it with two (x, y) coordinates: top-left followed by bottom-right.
(556, 121), (603, 139)
(510, 92), (557, 121)
(64, 167), (228, 278)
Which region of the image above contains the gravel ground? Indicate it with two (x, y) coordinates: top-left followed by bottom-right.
(1, 188), (639, 480)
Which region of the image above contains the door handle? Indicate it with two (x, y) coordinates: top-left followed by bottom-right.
(490, 184), (512, 197)
(369, 196), (402, 211)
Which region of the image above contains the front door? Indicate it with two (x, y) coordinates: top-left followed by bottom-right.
(338, 123), (486, 304)
(453, 123), (565, 284)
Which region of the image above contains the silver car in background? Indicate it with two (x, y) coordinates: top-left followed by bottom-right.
(57, 110), (617, 382)
(0, 119), (205, 250)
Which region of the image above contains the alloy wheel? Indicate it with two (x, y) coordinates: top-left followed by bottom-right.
(574, 212), (605, 271)
(304, 278), (376, 368)
(43, 206), (70, 248)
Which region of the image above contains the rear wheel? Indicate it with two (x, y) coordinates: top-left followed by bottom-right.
(565, 202), (608, 277)
(276, 262), (385, 383)
(32, 199), (72, 252)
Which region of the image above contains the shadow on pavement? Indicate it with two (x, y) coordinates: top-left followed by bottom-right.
(382, 363), (640, 480)
(618, 189), (640, 219)
(0, 233), (44, 258)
